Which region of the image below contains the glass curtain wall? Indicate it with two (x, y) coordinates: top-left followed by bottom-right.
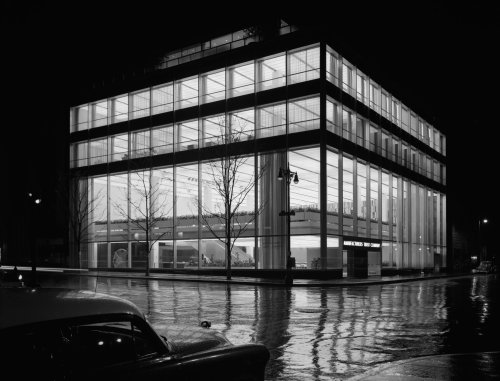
(71, 44), (444, 162)
(110, 133), (128, 162)
(71, 45), (320, 128)
(227, 62), (254, 97)
(200, 154), (256, 269)
(342, 156), (354, 235)
(81, 157), (445, 271)
(72, 42), (446, 273)
(326, 150), (339, 234)
(357, 161), (367, 237)
(71, 94), (446, 187)
(289, 148), (321, 269)
(152, 83), (174, 114)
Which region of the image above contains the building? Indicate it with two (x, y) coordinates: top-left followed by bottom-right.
(68, 20), (447, 278)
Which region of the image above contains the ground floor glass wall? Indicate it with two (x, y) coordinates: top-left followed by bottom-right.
(77, 146), (446, 272)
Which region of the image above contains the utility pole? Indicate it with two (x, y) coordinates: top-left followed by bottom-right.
(478, 218), (488, 261)
(27, 192), (42, 286)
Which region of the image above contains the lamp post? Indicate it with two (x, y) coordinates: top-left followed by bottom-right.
(278, 165), (299, 285)
(28, 193), (42, 285)
(478, 218), (488, 261)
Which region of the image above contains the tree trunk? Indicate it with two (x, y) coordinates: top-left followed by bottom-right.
(72, 231), (81, 269)
(76, 240), (81, 269)
(145, 229), (150, 277)
(226, 215), (231, 280)
(226, 237), (232, 280)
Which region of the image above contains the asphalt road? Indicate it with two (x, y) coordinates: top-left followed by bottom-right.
(33, 273), (500, 380)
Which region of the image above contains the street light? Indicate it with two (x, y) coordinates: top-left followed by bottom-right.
(27, 192), (42, 285)
(478, 218), (488, 261)
(278, 165), (299, 285)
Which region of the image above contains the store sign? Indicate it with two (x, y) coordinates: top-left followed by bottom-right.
(343, 240), (381, 249)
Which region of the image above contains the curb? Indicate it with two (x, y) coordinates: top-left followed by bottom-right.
(3, 266), (475, 287)
(62, 270), (472, 287)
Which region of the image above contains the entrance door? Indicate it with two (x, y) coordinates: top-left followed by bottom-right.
(367, 251), (381, 276)
(346, 249), (368, 278)
(342, 237), (382, 277)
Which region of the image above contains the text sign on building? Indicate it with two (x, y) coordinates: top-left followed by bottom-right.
(343, 237), (382, 250)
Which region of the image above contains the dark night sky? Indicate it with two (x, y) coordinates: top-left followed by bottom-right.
(1, 1), (498, 246)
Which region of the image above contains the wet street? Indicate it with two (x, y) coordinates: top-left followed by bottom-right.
(35, 273), (500, 380)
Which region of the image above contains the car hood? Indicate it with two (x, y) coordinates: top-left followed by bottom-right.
(160, 325), (232, 356)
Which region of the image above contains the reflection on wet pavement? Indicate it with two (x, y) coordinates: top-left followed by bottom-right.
(37, 274), (499, 380)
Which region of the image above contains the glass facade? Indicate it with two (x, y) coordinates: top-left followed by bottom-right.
(79, 149), (445, 271)
(326, 47), (445, 155)
(71, 38), (447, 275)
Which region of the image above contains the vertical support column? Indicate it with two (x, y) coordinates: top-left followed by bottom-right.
(149, 170), (158, 270)
(89, 243), (98, 268)
(79, 177), (88, 269)
(353, 158), (358, 236)
(126, 171), (131, 269)
(254, 152), (259, 270)
(151, 242), (159, 269)
(173, 165), (177, 268)
(197, 160), (202, 269)
(366, 164), (371, 237)
(107, 173), (112, 268)
(408, 182), (413, 268)
(422, 186), (426, 269)
(197, 113), (202, 270)
(338, 154), (344, 237)
(389, 173), (393, 247)
(396, 177), (402, 268)
(422, 186), (427, 269)
(89, 178), (98, 268)
(427, 188), (433, 269)
(377, 168), (382, 240)
(443, 193), (448, 268)
(319, 41), (327, 269)
(284, 50), (290, 277)
(416, 184), (421, 270)
(285, 172), (291, 284)
(320, 143), (327, 269)
(128, 241), (132, 268)
(259, 152), (287, 270)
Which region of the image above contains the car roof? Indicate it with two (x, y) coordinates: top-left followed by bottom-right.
(0, 287), (144, 330)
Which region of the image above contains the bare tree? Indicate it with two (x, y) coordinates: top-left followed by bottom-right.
(198, 115), (266, 280)
(113, 169), (172, 276)
(58, 176), (104, 268)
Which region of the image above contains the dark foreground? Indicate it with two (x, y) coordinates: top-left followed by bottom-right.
(24, 272), (500, 380)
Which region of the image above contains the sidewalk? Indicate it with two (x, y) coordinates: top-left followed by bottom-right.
(347, 351), (500, 380)
(1, 265), (473, 287)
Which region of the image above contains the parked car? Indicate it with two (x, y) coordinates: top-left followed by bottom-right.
(0, 266), (24, 287)
(0, 287), (269, 381)
(472, 261), (496, 274)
